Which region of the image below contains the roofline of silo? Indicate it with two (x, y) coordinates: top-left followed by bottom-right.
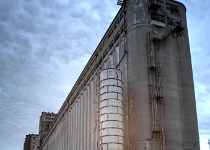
(173, 0), (187, 12)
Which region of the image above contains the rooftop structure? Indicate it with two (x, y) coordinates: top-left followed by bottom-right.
(23, 134), (39, 150)
(39, 112), (57, 142)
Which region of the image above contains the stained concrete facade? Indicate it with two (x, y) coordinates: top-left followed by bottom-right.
(39, 0), (200, 149)
(39, 112), (57, 143)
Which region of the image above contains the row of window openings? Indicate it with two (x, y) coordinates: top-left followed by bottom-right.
(151, 3), (180, 23)
(151, 13), (165, 23)
(167, 5), (179, 16)
(151, 13), (179, 26)
(153, 0), (180, 16)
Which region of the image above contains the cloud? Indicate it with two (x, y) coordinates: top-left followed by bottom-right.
(0, 0), (209, 150)
(0, 0), (120, 149)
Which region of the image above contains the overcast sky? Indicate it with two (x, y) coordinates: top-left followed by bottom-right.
(0, 0), (209, 150)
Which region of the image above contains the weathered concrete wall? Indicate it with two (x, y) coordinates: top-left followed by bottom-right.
(40, 6), (125, 150)
(124, 0), (199, 149)
(42, 76), (99, 150)
(40, 0), (200, 150)
(126, 0), (152, 148)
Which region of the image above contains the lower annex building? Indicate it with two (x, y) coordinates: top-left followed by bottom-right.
(23, 134), (39, 150)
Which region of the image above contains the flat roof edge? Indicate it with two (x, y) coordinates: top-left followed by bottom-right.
(173, 0), (187, 12)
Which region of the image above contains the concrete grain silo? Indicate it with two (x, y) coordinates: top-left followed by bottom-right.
(39, 0), (200, 150)
(124, 0), (199, 149)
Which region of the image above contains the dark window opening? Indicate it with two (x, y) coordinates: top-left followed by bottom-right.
(166, 3), (179, 16)
(156, 0), (164, 7)
(151, 13), (165, 23)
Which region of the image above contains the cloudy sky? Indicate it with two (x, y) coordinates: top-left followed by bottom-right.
(0, 0), (209, 150)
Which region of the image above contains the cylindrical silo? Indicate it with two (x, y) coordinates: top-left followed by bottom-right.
(125, 0), (200, 149)
(175, 3), (200, 149)
(126, 0), (153, 149)
(38, 1), (200, 150)
(99, 68), (123, 150)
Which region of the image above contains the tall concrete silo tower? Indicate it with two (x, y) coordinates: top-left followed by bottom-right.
(122, 0), (200, 149)
(38, 0), (200, 150)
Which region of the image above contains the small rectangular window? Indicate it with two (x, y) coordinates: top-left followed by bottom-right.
(151, 13), (165, 23)
(166, 3), (179, 16)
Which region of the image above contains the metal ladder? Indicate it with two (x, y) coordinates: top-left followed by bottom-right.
(147, 33), (165, 150)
